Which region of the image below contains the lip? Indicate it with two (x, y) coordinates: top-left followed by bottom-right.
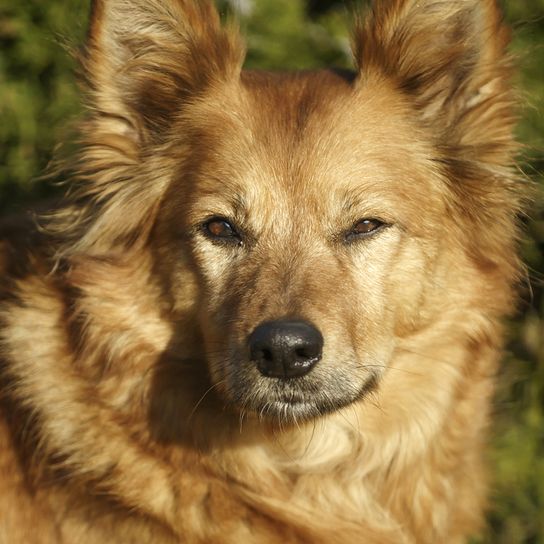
(253, 393), (348, 421)
(258, 400), (323, 421)
(245, 372), (380, 421)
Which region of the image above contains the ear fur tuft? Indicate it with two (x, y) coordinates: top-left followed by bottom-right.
(86, 0), (245, 139)
(353, 0), (524, 276)
(352, 0), (515, 156)
(47, 1), (245, 259)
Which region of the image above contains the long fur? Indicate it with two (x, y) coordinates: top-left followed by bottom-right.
(0, 1), (526, 543)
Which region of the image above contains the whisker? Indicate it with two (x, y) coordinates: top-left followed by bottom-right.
(393, 347), (462, 368)
(358, 363), (423, 376)
(187, 380), (225, 423)
(302, 419), (317, 458)
(238, 407), (247, 434)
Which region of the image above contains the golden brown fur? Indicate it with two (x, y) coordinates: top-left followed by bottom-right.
(0, 1), (526, 542)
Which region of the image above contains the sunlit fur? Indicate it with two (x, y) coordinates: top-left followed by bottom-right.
(0, 1), (526, 542)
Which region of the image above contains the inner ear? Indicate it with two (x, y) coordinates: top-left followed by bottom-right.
(351, 0), (512, 141)
(84, 0), (245, 143)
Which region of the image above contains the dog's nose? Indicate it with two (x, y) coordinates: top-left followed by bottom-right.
(248, 320), (323, 379)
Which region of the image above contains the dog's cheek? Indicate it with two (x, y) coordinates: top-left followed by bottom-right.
(345, 252), (396, 355)
(386, 237), (440, 337)
(191, 246), (254, 362)
(191, 243), (239, 312)
(340, 231), (431, 359)
(169, 263), (201, 317)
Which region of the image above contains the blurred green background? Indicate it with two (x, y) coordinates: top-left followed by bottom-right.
(0, 0), (542, 541)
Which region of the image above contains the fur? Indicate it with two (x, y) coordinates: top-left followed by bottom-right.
(0, 1), (525, 542)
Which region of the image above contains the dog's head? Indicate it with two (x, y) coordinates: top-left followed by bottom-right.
(60, 0), (522, 425)
(155, 69), (451, 421)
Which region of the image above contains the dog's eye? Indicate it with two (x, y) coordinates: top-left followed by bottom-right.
(202, 217), (241, 244)
(346, 219), (385, 241)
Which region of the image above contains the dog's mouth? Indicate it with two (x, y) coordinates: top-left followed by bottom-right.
(206, 320), (382, 423)
(223, 369), (380, 423)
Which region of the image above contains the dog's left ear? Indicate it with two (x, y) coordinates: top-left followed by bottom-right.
(353, 0), (515, 161)
(353, 0), (524, 275)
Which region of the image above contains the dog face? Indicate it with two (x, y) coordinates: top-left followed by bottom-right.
(61, 0), (520, 427)
(153, 69), (455, 422)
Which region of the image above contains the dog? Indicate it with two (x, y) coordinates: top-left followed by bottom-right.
(0, 0), (525, 542)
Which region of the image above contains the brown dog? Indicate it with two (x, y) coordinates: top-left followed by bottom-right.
(0, 1), (525, 542)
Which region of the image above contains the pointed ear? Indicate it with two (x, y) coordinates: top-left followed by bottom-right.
(352, 0), (515, 160)
(51, 1), (244, 258)
(85, 0), (245, 140)
(353, 1), (524, 279)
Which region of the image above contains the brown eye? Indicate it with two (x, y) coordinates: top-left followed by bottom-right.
(346, 219), (385, 241)
(202, 217), (241, 244)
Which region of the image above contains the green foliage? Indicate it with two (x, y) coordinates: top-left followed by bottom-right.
(487, 5), (544, 543)
(230, 0), (350, 69)
(0, 0), (87, 208)
(1, 1), (543, 542)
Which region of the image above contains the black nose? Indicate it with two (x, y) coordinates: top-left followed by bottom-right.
(248, 320), (323, 379)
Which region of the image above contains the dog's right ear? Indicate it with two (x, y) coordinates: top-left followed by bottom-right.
(85, 0), (245, 141)
(49, 1), (244, 258)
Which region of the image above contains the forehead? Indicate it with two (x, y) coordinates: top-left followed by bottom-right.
(184, 69), (444, 217)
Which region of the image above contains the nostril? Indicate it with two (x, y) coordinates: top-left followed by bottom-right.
(262, 348), (273, 362)
(295, 347), (311, 360)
